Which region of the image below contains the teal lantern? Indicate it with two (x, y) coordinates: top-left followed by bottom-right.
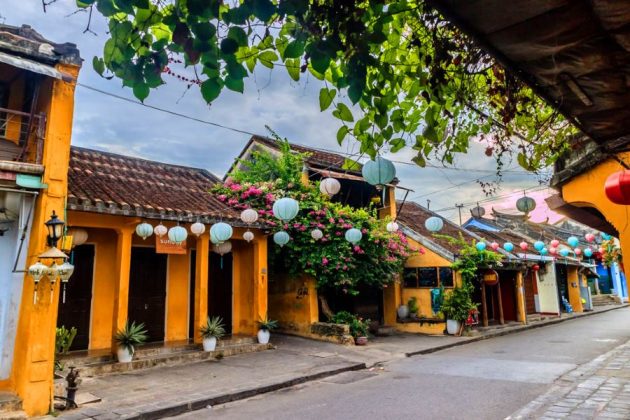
(567, 236), (579, 248)
(503, 242), (514, 252)
(559, 248), (570, 258)
(345, 228), (363, 245)
(476, 242), (486, 251)
(601, 233), (612, 241)
(272, 197), (300, 221)
(135, 222), (153, 240)
(168, 225), (188, 244)
(425, 216), (443, 233)
(584, 247), (593, 258)
(210, 222), (233, 244)
(534, 240), (545, 252)
(516, 196), (536, 214)
(273, 231), (290, 247)
(362, 157), (396, 186)
(540, 247), (548, 256)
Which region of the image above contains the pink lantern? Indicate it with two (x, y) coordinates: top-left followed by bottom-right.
(490, 242), (499, 251)
(574, 248), (582, 256)
(549, 246), (558, 255)
(519, 242), (528, 251)
(599, 247), (605, 254)
(585, 233), (595, 243)
(550, 239), (560, 248)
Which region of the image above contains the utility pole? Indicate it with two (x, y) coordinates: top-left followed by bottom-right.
(456, 203), (464, 226)
(426, 199), (431, 210)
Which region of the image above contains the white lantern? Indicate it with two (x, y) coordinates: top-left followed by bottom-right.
(386, 222), (399, 232)
(240, 209), (259, 225)
(154, 223), (168, 237)
(311, 229), (323, 240)
(58, 261), (75, 304)
(67, 228), (89, 246)
(28, 261), (48, 284)
(213, 241), (232, 255)
(425, 216), (443, 233)
(243, 231), (255, 242)
(190, 221), (206, 237)
(135, 222), (153, 240)
(168, 225), (188, 244)
(320, 177), (341, 196)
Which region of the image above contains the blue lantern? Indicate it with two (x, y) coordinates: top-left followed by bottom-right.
(345, 228), (363, 245)
(210, 222), (233, 244)
(476, 242), (486, 251)
(601, 233), (612, 241)
(503, 242), (514, 252)
(425, 216), (443, 233)
(540, 247), (548, 256)
(272, 197), (300, 221)
(584, 247), (593, 258)
(273, 231), (290, 247)
(567, 236), (579, 248)
(534, 241), (545, 252)
(135, 222), (153, 240)
(516, 196), (536, 214)
(362, 157), (396, 186)
(168, 225), (188, 244)
(559, 248), (570, 258)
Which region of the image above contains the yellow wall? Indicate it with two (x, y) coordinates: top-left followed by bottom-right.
(560, 154), (630, 295)
(268, 274), (318, 335)
(567, 266), (584, 313)
(89, 229), (117, 350)
(166, 253), (190, 342)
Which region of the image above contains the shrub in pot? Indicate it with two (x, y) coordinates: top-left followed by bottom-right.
(257, 317), (278, 344)
(331, 311), (370, 345)
(114, 321), (148, 363)
(200, 316), (225, 352)
(407, 297), (419, 318)
(440, 282), (476, 336)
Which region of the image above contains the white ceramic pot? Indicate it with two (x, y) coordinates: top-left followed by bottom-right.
(257, 329), (270, 344)
(397, 305), (409, 319)
(117, 346), (133, 363)
(446, 319), (461, 335)
(202, 337), (217, 352)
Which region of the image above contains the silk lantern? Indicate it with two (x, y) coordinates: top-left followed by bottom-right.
(135, 222), (153, 240)
(345, 228), (363, 245)
(425, 216), (443, 233)
(516, 196), (536, 214)
(549, 247), (558, 255)
(567, 236), (579, 248)
(534, 241), (545, 252)
(190, 221), (206, 237)
(605, 170), (630, 205)
(67, 228), (89, 246)
(585, 233), (595, 243)
(601, 233), (612, 241)
(213, 241), (232, 269)
(540, 247), (548, 256)
(386, 222), (399, 232)
(210, 222), (233, 244)
(272, 197), (300, 221)
(550, 239), (560, 248)
(362, 157), (396, 186)
(154, 223), (167, 238)
(584, 247), (593, 258)
(311, 229), (323, 240)
(559, 248), (570, 257)
(476, 242), (487, 251)
(168, 225), (188, 244)
(273, 231), (290, 247)
(503, 242), (514, 252)
(243, 231), (254, 242)
(320, 177), (341, 196)
(240, 208), (258, 225)
(574, 248), (582, 256)
(471, 205), (486, 218)
(490, 242), (499, 251)
(519, 242), (529, 251)
(58, 261), (75, 304)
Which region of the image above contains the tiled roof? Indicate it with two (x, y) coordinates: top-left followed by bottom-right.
(67, 146), (241, 223)
(0, 24), (81, 65)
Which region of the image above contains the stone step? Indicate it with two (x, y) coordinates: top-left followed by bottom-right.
(0, 392), (22, 413)
(374, 325), (398, 337)
(64, 342), (272, 378)
(591, 294), (621, 306)
(0, 410), (27, 420)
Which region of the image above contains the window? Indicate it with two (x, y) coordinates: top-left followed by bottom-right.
(404, 267), (454, 288)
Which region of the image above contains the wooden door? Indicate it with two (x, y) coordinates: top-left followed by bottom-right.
(499, 275), (517, 321)
(208, 252), (233, 334)
(57, 244), (95, 351)
(189, 250), (196, 340)
(128, 247), (167, 342)
(524, 271), (537, 314)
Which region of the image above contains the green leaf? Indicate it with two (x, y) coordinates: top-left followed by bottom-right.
(336, 125), (350, 145)
(76, 0), (95, 7)
(252, 0), (275, 21)
(283, 40), (304, 59)
(113, 0), (133, 13)
(333, 103), (354, 122)
(319, 88), (336, 111)
(192, 22), (216, 42)
(286, 58), (300, 81)
(258, 50), (278, 68)
(225, 75), (244, 93)
(412, 154), (426, 167)
(390, 138), (406, 152)
(92, 56), (105, 76)
(227, 26), (248, 47)
(201, 78), (223, 103)
(348, 82), (363, 104)
(220, 38), (239, 55)
(132, 83), (150, 102)
(96, 0), (118, 16)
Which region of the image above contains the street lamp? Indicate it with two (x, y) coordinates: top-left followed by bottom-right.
(44, 211), (65, 248)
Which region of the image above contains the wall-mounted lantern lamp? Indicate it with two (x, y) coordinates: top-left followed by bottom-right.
(44, 210), (65, 248)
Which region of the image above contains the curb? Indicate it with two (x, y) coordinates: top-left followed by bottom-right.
(127, 362), (366, 419)
(406, 304), (629, 357)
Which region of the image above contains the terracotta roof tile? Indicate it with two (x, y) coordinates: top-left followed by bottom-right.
(67, 146), (240, 223)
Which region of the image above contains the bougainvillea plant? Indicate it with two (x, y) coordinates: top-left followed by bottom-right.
(600, 239), (623, 268)
(214, 138), (417, 295)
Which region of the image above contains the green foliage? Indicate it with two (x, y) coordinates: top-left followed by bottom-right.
(114, 321), (148, 354)
(200, 316), (226, 339)
(213, 138), (415, 295)
(440, 281), (476, 323)
(601, 239), (623, 267)
(258, 317), (279, 331)
(55, 326), (77, 372)
(436, 233), (503, 283)
(76, 0), (576, 172)
(407, 296), (419, 314)
(331, 311), (369, 338)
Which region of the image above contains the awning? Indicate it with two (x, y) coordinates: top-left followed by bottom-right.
(0, 51), (73, 81)
(309, 167), (414, 192)
(545, 194), (617, 237)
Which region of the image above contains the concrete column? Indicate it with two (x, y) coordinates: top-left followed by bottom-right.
(193, 233), (209, 343)
(252, 236), (268, 325)
(515, 271), (527, 324)
(383, 278), (401, 325)
(567, 266), (584, 312)
(111, 227), (133, 349)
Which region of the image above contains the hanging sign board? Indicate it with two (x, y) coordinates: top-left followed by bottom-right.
(483, 269), (499, 286)
(155, 235), (187, 254)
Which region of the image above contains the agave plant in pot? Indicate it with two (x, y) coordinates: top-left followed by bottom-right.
(257, 317), (278, 344)
(114, 321), (148, 363)
(200, 316), (225, 352)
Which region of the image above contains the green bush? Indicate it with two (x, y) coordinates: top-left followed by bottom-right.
(440, 282), (477, 323)
(331, 311), (369, 338)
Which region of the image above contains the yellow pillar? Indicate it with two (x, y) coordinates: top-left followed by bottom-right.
(165, 253), (189, 342)
(11, 64), (79, 416)
(111, 227), (133, 348)
(567, 266), (584, 313)
(378, 186), (397, 219)
(383, 278), (401, 325)
(515, 271), (527, 324)
(193, 233), (209, 343)
(253, 236), (268, 324)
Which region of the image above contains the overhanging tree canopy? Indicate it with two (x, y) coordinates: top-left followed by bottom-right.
(73, 0), (577, 171)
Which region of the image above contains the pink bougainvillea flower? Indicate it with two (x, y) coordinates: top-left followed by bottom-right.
(218, 194), (227, 202)
(322, 257), (329, 266)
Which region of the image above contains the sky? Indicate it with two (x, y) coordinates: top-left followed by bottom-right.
(2, 1), (562, 224)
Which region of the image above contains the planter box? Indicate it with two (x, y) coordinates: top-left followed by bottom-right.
(309, 322), (354, 345)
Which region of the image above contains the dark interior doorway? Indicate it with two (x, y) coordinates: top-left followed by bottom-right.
(320, 285), (384, 324)
(57, 244), (95, 351)
(128, 247), (167, 342)
(209, 252), (233, 334)
(556, 264), (569, 311)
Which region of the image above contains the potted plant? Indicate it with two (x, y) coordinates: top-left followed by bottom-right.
(407, 296), (419, 318)
(114, 321), (148, 363)
(350, 317), (370, 345)
(257, 317), (278, 344)
(200, 316), (225, 352)
(440, 283), (476, 336)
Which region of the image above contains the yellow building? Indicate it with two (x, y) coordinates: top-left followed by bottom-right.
(0, 24), (81, 416)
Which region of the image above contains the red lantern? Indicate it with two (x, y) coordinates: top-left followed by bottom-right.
(574, 248), (582, 256)
(585, 233), (595, 243)
(605, 170), (630, 204)
(550, 239), (560, 248)
(532, 264), (540, 272)
(549, 246), (558, 255)
(520, 242), (529, 251)
(490, 241), (499, 251)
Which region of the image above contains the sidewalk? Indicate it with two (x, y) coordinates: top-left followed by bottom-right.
(50, 304), (628, 420)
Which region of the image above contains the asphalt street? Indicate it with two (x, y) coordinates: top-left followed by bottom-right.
(172, 308), (630, 420)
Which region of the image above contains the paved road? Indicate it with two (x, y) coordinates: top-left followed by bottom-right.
(172, 308), (630, 420)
